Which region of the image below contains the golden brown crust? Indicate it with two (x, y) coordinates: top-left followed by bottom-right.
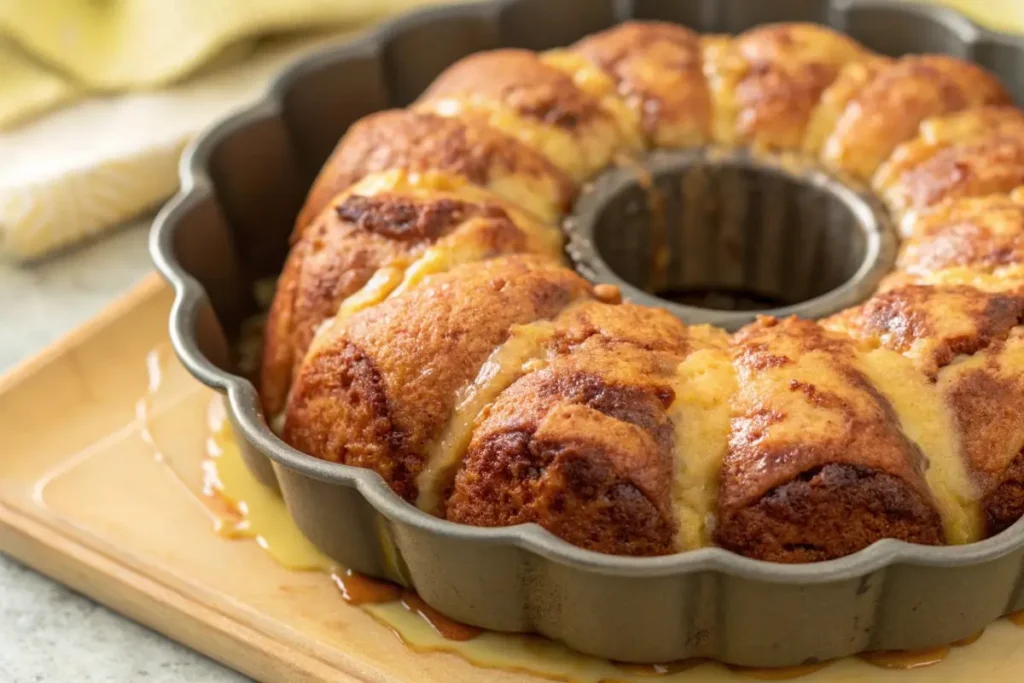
(729, 23), (868, 150)
(421, 49), (604, 129)
(261, 209), (422, 418)
(821, 55), (1010, 180)
(447, 403), (676, 556)
(939, 333), (1024, 534)
(261, 179), (559, 416)
(550, 299), (692, 355)
(283, 256), (593, 500)
(716, 464), (944, 562)
(417, 49), (636, 180)
(984, 451), (1024, 535)
(295, 109), (575, 232)
(804, 56), (890, 154)
(897, 194), (1024, 276)
(716, 317), (943, 560)
(571, 21), (711, 147)
(874, 106), (1024, 197)
(825, 284), (1024, 377)
(882, 134), (1024, 216)
(446, 304), (689, 555)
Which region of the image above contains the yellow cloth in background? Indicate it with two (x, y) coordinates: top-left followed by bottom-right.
(0, 0), (454, 131)
(914, 0), (1024, 33)
(0, 0), (1021, 261)
(0, 39), (78, 131)
(0, 32), (359, 260)
(0, 0), (452, 261)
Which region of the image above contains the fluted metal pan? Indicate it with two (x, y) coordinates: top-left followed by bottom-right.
(151, 0), (1024, 667)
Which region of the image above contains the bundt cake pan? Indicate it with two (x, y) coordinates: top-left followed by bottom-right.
(151, 0), (1024, 667)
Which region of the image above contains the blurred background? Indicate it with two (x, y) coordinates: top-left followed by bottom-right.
(0, 0), (1021, 680)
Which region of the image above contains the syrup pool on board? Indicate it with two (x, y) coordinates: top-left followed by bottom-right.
(194, 383), (1024, 682)
(204, 399), (333, 572)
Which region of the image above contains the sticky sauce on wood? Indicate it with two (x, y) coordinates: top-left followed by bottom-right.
(727, 662), (832, 679)
(204, 400), (334, 572)
(859, 645), (951, 670)
(952, 630), (985, 647)
(331, 568), (402, 605)
(401, 591), (482, 642)
(608, 660), (706, 677)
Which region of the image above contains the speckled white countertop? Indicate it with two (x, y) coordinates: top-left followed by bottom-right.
(0, 220), (247, 682)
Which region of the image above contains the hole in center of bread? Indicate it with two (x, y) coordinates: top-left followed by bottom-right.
(567, 149), (896, 329)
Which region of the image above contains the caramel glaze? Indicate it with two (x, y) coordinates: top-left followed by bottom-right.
(727, 663), (832, 680)
(331, 568), (401, 606)
(331, 568), (999, 678)
(952, 630), (986, 647)
(361, 584), (1000, 676)
(858, 628), (986, 671)
(609, 660), (829, 681)
(607, 631), (991, 680)
(330, 566), (481, 641)
(610, 660), (706, 677)
(859, 646), (951, 670)
(400, 591), (482, 642)
(1010, 610), (1024, 626)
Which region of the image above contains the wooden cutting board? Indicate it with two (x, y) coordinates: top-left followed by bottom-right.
(2, 274), (1024, 683)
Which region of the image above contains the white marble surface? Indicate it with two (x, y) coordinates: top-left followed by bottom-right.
(0, 220), (247, 682)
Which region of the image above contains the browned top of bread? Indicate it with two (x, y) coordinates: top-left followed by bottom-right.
(295, 109), (575, 232)
(417, 49), (641, 181)
(729, 23), (868, 149)
(721, 316), (936, 509)
(826, 284), (1024, 377)
(446, 302), (692, 555)
(898, 194), (1024, 276)
(940, 332), (1024, 519)
(549, 298), (693, 355)
(447, 357), (677, 555)
(421, 49), (608, 131)
(803, 55), (891, 154)
(571, 21), (711, 147)
(821, 55), (1010, 180)
(715, 316), (944, 561)
(885, 134), (1024, 215)
(875, 106), (1024, 200)
(261, 172), (562, 416)
(283, 256), (593, 501)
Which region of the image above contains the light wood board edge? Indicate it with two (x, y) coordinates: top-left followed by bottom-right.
(0, 273), (165, 395)
(0, 502), (362, 683)
(0, 274), (364, 683)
